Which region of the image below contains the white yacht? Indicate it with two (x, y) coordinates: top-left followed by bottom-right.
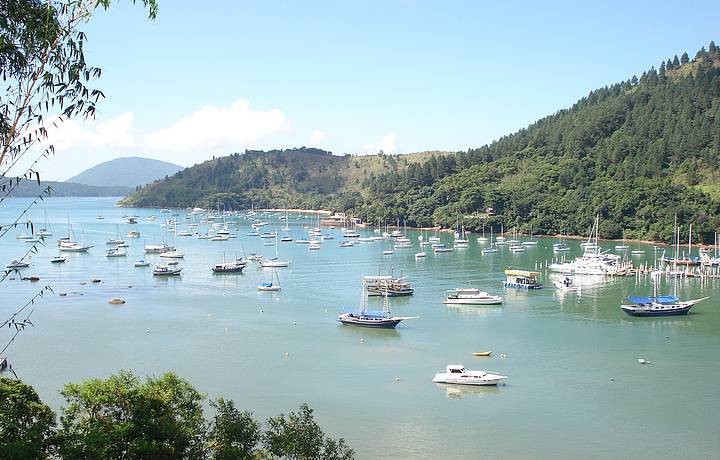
(432, 365), (507, 386)
(5, 258), (30, 269)
(443, 288), (503, 305)
(548, 216), (624, 276)
(105, 248), (127, 257)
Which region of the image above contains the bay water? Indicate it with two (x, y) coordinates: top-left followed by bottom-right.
(2, 197), (719, 459)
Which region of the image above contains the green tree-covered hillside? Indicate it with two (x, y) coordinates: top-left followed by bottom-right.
(122, 43), (720, 243)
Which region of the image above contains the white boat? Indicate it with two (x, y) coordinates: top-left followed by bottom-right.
(105, 248), (127, 257)
(257, 267), (281, 291)
(211, 234), (229, 241)
(144, 243), (174, 254)
(127, 230), (141, 238)
(308, 241), (321, 250)
(5, 258), (30, 269)
(339, 241), (354, 247)
(415, 251), (426, 258)
(432, 365), (507, 386)
(159, 250), (185, 259)
(59, 242), (92, 252)
(134, 259), (151, 267)
(443, 288), (503, 305)
(552, 276), (579, 292)
(153, 264), (182, 276)
(548, 216), (625, 276)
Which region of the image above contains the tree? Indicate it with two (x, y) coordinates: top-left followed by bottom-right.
(264, 403), (354, 460)
(58, 370), (207, 459)
(207, 398), (260, 460)
(710, 40), (717, 57)
(680, 51), (689, 64)
(672, 54), (680, 67)
(0, 377), (56, 459)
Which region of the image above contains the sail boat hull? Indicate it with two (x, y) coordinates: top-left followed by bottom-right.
(337, 314), (402, 328)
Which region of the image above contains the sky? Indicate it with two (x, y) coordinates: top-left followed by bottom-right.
(22, 0), (720, 180)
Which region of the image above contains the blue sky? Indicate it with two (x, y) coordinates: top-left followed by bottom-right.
(36, 0), (720, 180)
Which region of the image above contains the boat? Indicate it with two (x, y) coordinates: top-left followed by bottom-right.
(105, 248), (127, 257)
(522, 223), (538, 246)
(124, 216), (139, 224)
(363, 274), (414, 297)
(552, 242), (570, 252)
(415, 251), (426, 258)
(107, 225), (125, 245)
(153, 264), (182, 276)
(473, 351), (492, 357)
(443, 288), (503, 305)
(548, 216), (626, 276)
(59, 242), (92, 252)
(621, 295), (708, 317)
(260, 235), (291, 267)
(257, 267), (281, 291)
(50, 256), (67, 263)
(552, 276), (579, 292)
(432, 365), (507, 386)
(37, 211), (53, 236)
(339, 241), (354, 248)
(159, 250), (185, 259)
(631, 250), (645, 256)
(433, 245), (453, 253)
(144, 243), (174, 254)
(5, 258), (30, 269)
(134, 259), (151, 267)
(308, 240), (321, 250)
(503, 269), (542, 289)
(212, 253), (246, 273)
(128, 230), (141, 238)
(338, 287), (417, 328)
(211, 234), (229, 241)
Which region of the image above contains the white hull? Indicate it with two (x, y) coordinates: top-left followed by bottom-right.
(443, 297), (503, 305)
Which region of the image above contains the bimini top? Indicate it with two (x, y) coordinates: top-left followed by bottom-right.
(504, 269), (540, 277)
(626, 295), (679, 304)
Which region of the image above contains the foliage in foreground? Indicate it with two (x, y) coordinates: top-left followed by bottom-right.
(0, 371), (353, 459)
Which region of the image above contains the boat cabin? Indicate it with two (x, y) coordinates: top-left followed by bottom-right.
(447, 365), (466, 374)
(503, 269), (542, 289)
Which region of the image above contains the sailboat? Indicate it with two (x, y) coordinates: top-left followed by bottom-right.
(621, 276), (708, 317)
(481, 227), (498, 254)
(476, 225), (488, 243)
(212, 251), (246, 273)
(337, 286), (418, 328)
(58, 217), (92, 252)
(260, 234), (291, 267)
(522, 223), (538, 246)
(37, 210), (52, 237)
(257, 267), (281, 291)
(107, 225), (125, 245)
(96, 209), (104, 220)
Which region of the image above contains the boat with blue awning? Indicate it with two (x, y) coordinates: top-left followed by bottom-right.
(620, 295), (708, 317)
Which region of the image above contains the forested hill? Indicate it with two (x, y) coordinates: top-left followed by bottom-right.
(122, 42), (720, 243)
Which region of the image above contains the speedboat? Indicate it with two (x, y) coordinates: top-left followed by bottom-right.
(153, 264), (182, 276)
(432, 365), (507, 386)
(621, 295), (708, 317)
(50, 256), (67, 263)
(443, 288), (503, 305)
(553, 276), (579, 292)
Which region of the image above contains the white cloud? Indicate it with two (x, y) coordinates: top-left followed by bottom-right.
(363, 133), (397, 154)
(310, 129), (325, 144)
(46, 112), (135, 151)
(144, 99), (291, 152)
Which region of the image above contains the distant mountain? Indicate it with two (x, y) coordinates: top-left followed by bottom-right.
(68, 157), (184, 188)
(6, 178), (133, 197)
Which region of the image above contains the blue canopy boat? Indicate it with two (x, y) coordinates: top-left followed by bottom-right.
(621, 295), (708, 317)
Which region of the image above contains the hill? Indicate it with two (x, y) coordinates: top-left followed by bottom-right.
(68, 157), (183, 188)
(7, 178), (133, 197)
(121, 42), (720, 243)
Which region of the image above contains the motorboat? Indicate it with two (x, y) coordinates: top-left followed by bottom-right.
(503, 269), (542, 289)
(415, 251), (427, 259)
(383, 249), (394, 255)
(443, 288), (503, 305)
(50, 256), (67, 263)
(5, 258), (30, 269)
(308, 241), (321, 250)
(339, 241), (354, 247)
(552, 276), (579, 292)
(211, 234), (229, 241)
(105, 248), (127, 257)
(153, 264), (182, 276)
(338, 287), (418, 329)
(621, 295), (708, 317)
(128, 230), (141, 238)
(432, 365), (507, 386)
(134, 259), (151, 267)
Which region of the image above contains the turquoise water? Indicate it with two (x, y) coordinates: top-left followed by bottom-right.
(2, 197), (719, 459)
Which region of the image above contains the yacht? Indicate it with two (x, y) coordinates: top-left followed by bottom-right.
(443, 288), (503, 305)
(432, 365), (507, 386)
(5, 258), (30, 269)
(548, 216), (624, 276)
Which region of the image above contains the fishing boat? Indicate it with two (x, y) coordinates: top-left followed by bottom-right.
(134, 259), (150, 267)
(432, 365), (507, 386)
(338, 287), (418, 328)
(443, 288), (503, 305)
(257, 267), (281, 291)
(153, 264), (182, 276)
(621, 295), (708, 317)
(503, 269), (542, 289)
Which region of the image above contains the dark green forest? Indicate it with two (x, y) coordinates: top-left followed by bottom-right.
(122, 43), (720, 243)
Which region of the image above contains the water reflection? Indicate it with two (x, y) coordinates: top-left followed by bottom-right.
(434, 383), (503, 399)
